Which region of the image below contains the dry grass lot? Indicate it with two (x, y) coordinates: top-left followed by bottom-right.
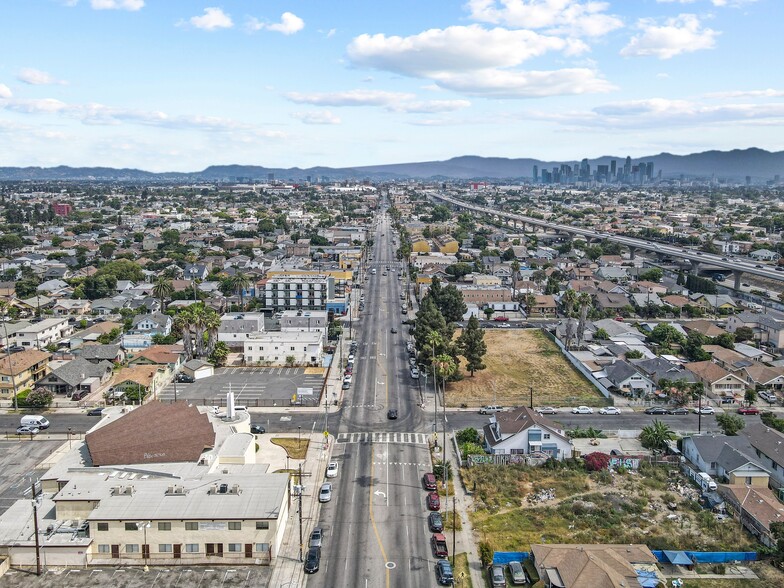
(270, 438), (310, 459)
(446, 329), (601, 407)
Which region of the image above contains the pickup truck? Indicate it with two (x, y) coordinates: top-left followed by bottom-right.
(431, 533), (448, 558)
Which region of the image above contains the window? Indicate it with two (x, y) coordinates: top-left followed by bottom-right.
(98, 544), (111, 554)
(256, 543), (270, 553)
(159, 544), (173, 553)
(126, 544), (139, 553)
(158, 522), (171, 531)
(97, 522), (109, 532)
(255, 521), (269, 530)
(543, 434), (551, 440)
(185, 522), (198, 531)
(228, 521), (242, 530)
(124, 523), (138, 531)
(228, 543), (242, 552)
(186, 544), (199, 553)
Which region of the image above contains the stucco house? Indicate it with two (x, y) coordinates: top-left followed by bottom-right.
(482, 407), (573, 459)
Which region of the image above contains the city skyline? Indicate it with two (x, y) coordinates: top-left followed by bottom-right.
(1, 0), (782, 171)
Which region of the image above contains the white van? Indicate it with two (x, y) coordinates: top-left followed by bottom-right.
(20, 415), (50, 429)
(479, 405), (504, 415)
(696, 472), (717, 492)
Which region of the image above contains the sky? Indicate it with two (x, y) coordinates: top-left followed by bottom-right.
(0, 0), (782, 172)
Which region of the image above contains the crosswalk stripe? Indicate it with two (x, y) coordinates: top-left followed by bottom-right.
(335, 432), (428, 445)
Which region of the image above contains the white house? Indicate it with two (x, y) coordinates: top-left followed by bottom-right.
(482, 407), (573, 460)
(243, 331), (323, 366)
(218, 312), (266, 349)
(15, 317), (72, 350)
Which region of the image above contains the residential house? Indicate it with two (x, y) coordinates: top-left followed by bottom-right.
(632, 356), (697, 388)
(410, 238), (431, 253)
(51, 299), (91, 316)
(742, 363), (784, 390)
(529, 295), (557, 316)
(685, 361), (747, 401)
(110, 365), (167, 402)
(219, 312), (266, 350)
(482, 407), (572, 459)
(593, 292), (628, 314)
(702, 345), (755, 374)
(454, 285), (512, 306)
(690, 293), (738, 314)
(127, 345), (185, 371)
(595, 266), (628, 282)
(597, 360), (654, 397)
(90, 297), (128, 315)
(0, 349), (51, 397)
(749, 249), (779, 262)
(78, 344), (125, 364)
(744, 422), (784, 490)
(36, 279), (70, 294)
(719, 485), (784, 548)
(36, 357), (113, 397)
(122, 312), (173, 350)
(726, 312), (784, 349)
(682, 435), (756, 478)
(683, 319), (728, 338)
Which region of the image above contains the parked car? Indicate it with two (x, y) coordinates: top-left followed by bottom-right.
(644, 406), (669, 415)
(535, 406), (558, 415)
(571, 406), (593, 414)
(431, 533), (448, 558)
(759, 391), (778, 403)
(86, 407), (104, 417)
(175, 373), (194, 383)
(493, 316), (509, 321)
(489, 564), (507, 588)
(318, 483), (332, 503)
(479, 405), (504, 414)
(435, 559), (454, 585)
(304, 546), (321, 573)
(423, 472), (437, 491)
(694, 406), (715, 415)
(342, 381), (351, 390)
(508, 560), (527, 585)
(410, 368), (420, 379)
(250, 424), (266, 434)
(309, 527), (323, 548)
(387, 409), (398, 420)
(598, 406), (620, 415)
(669, 407), (690, 415)
(326, 462), (339, 478)
(16, 425), (39, 435)
(70, 390), (89, 401)
(738, 406), (760, 415)
(426, 492), (441, 511)
(428, 511), (444, 532)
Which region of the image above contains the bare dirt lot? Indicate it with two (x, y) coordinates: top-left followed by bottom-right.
(445, 329), (601, 407)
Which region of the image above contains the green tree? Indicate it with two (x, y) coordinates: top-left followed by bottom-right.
(15, 278), (39, 299)
(716, 413), (746, 436)
(576, 292), (592, 347)
(594, 328), (609, 340)
(683, 331), (710, 361)
(96, 259), (144, 282)
(435, 284), (467, 324)
(0, 234), (24, 255)
(483, 307), (495, 320)
(639, 268), (663, 282)
(561, 288), (577, 317)
(161, 229), (181, 247)
(152, 276), (174, 312)
(745, 388), (757, 405)
(639, 420), (675, 452)
(625, 349), (643, 359)
(734, 326), (754, 343)
(24, 388), (53, 409)
(713, 332), (735, 350)
(456, 427), (481, 444)
(99, 242), (116, 259)
(413, 298), (452, 367)
(649, 323), (685, 347)
(457, 315), (487, 377)
(228, 271), (253, 308)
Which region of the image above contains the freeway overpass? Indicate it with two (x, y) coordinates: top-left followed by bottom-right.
(429, 191), (784, 289)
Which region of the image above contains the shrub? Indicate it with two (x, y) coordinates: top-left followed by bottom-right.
(584, 452), (611, 472)
(479, 541), (494, 567)
(456, 427), (481, 444)
(20, 388), (53, 408)
(459, 442), (485, 460)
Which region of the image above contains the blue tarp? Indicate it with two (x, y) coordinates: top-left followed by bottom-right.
(636, 570), (660, 588)
(652, 550), (757, 564)
(493, 551), (529, 564)
(661, 551), (693, 565)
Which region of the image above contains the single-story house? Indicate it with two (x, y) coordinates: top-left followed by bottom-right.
(482, 407), (572, 459)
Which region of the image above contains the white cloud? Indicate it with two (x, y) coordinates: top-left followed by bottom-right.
(291, 110), (341, 125)
(286, 90), (416, 107)
(705, 89), (784, 98)
(0, 84), (12, 99)
(189, 7), (233, 31)
(621, 14), (718, 59)
(17, 68), (67, 86)
(465, 0), (623, 37)
(348, 25), (587, 78)
(657, 0), (757, 5)
(386, 100), (471, 114)
(90, 0), (144, 10)
(432, 67), (615, 97)
(247, 12), (304, 35)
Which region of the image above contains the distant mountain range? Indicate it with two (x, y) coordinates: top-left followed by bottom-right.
(1, 148), (782, 182)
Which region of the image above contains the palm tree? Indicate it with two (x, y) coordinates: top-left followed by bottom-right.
(523, 293), (537, 317)
(639, 420), (675, 452)
(433, 353), (457, 397)
(228, 271), (252, 309)
(510, 259), (520, 298)
(152, 276), (174, 312)
(173, 310), (194, 361)
(204, 308), (221, 358)
(561, 288), (577, 318)
(189, 304), (208, 358)
(576, 292), (592, 348)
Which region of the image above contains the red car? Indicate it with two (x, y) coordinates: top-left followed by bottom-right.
(422, 472), (437, 491)
(493, 316), (509, 322)
(426, 492), (441, 511)
(738, 406), (760, 415)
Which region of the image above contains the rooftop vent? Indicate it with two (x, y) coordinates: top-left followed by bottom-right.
(110, 485), (134, 496)
(165, 485), (186, 496)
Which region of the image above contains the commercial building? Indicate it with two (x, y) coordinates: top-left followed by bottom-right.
(243, 331), (323, 366)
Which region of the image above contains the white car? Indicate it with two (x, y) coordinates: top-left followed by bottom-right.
(599, 407), (621, 415)
(571, 406), (594, 414)
(342, 375), (352, 384)
(693, 406), (715, 415)
(326, 462), (338, 478)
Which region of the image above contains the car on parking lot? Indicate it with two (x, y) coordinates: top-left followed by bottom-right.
(16, 425), (39, 435)
(644, 406), (669, 415)
(304, 546), (321, 573)
(694, 406), (715, 415)
(86, 407), (104, 417)
(387, 408), (398, 420)
(326, 462), (339, 478)
(250, 424), (266, 434)
(426, 492), (441, 511)
(599, 406), (620, 415)
(423, 472), (437, 491)
(428, 511), (443, 532)
(508, 560), (527, 585)
(489, 564), (507, 587)
(669, 407), (690, 415)
(535, 406), (558, 415)
(309, 527), (323, 548)
(175, 373), (195, 383)
(435, 559), (454, 585)
(318, 483), (332, 503)
(738, 405), (760, 415)
(571, 406), (593, 414)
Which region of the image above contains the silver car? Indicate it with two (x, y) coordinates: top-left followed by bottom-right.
(508, 561), (526, 585)
(319, 483), (332, 503)
(489, 564), (506, 587)
(309, 527), (323, 548)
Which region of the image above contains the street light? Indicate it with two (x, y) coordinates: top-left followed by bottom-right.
(298, 426), (301, 449)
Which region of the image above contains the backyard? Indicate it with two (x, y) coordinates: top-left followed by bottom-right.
(446, 328), (602, 407)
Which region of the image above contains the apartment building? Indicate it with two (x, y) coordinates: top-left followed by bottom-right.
(279, 310), (329, 341)
(454, 285), (512, 305)
(218, 312), (266, 349)
(260, 275), (334, 312)
(243, 331), (323, 366)
(0, 349), (51, 397)
(15, 317), (72, 350)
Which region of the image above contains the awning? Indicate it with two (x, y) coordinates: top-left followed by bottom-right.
(661, 550), (693, 565)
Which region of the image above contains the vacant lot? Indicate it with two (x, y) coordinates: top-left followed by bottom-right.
(463, 462), (758, 554)
(446, 329), (601, 407)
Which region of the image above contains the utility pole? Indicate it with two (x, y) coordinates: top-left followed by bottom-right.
(31, 481), (41, 576)
(529, 386), (533, 410)
(298, 463), (304, 562)
(452, 496), (456, 566)
(1, 306), (18, 410)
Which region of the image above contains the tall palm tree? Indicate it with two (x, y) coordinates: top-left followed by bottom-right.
(576, 292), (593, 348)
(510, 259), (520, 298)
(204, 308), (221, 358)
(228, 271), (252, 309)
(152, 276), (174, 312)
(433, 353), (457, 398)
(189, 304), (208, 358)
(173, 310), (194, 361)
(561, 288), (577, 318)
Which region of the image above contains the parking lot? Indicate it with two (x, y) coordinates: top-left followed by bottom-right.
(158, 367), (326, 407)
(0, 440), (63, 515)
(0, 565), (271, 588)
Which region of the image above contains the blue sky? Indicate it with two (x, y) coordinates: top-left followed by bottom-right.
(0, 0), (782, 171)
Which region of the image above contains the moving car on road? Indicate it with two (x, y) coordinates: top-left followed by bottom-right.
(599, 406), (620, 415)
(387, 409), (398, 420)
(571, 406), (594, 414)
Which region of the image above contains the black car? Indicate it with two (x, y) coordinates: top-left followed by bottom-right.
(428, 511), (444, 532)
(175, 373), (194, 383)
(669, 407), (689, 415)
(387, 409), (398, 420)
(644, 406), (669, 415)
(86, 407), (104, 416)
(304, 546), (321, 573)
(250, 424), (266, 434)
